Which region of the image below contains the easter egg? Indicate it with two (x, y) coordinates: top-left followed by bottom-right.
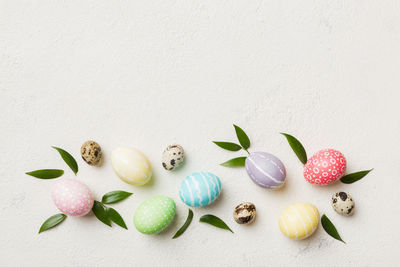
(162, 144), (185, 171)
(245, 152), (286, 189)
(81, 140), (102, 166)
(233, 202), (256, 224)
(179, 171), (221, 207)
(134, 196), (176, 235)
(51, 178), (94, 216)
(279, 202), (319, 240)
(111, 146), (152, 186)
(332, 191), (355, 216)
(304, 149), (346, 185)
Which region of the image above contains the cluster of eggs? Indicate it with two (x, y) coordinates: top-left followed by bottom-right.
(51, 141), (104, 217)
(49, 139), (356, 240)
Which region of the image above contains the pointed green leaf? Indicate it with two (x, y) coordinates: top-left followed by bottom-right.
(102, 191), (133, 204)
(92, 201), (111, 227)
(106, 207), (127, 229)
(220, 157), (247, 167)
(281, 133), (308, 165)
(52, 146), (78, 175)
(26, 169), (64, 179)
(199, 214), (233, 233)
(321, 214), (345, 243)
(39, 213), (66, 233)
(340, 169), (373, 184)
(233, 124), (250, 150)
(212, 141), (242, 151)
(172, 209), (194, 239)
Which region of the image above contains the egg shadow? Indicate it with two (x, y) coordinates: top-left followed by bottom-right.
(147, 210), (183, 239)
(140, 172), (156, 188)
(95, 153), (105, 167)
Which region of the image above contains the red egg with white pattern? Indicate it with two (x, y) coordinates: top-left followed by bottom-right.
(303, 149), (346, 185)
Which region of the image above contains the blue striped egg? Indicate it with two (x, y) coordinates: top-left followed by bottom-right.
(179, 171), (221, 207)
(245, 152), (286, 189)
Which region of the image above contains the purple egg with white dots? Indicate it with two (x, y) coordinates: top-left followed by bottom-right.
(245, 152), (286, 189)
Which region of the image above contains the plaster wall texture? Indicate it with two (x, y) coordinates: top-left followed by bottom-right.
(1, 1), (399, 266)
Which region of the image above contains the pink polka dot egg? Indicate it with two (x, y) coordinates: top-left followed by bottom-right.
(51, 178), (94, 216)
(303, 149), (346, 186)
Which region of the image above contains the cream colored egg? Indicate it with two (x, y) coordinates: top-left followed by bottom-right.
(279, 202), (319, 240)
(111, 147), (152, 186)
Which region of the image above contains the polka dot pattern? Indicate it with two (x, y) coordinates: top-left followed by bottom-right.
(134, 196), (176, 235)
(51, 178), (94, 216)
(304, 149), (346, 186)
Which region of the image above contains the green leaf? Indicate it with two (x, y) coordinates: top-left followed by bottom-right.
(280, 133), (308, 165)
(212, 141), (242, 151)
(321, 214), (345, 243)
(220, 157), (247, 167)
(233, 124), (250, 150)
(101, 191), (133, 204)
(92, 201), (111, 227)
(106, 207), (127, 229)
(39, 213), (66, 233)
(26, 169), (64, 179)
(199, 214), (233, 233)
(340, 169), (373, 184)
(52, 146), (78, 175)
(172, 209), (194, 239)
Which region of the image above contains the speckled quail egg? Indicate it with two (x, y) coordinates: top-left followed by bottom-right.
(332, 191), (355, 216)
(233, 202), (256, 224)
(81, 141), (102, 166)
(162, 144), (184, 171)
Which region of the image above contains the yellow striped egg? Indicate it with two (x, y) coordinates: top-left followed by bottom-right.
(279, 202), (319, 240)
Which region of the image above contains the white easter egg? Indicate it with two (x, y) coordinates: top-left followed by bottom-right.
(111, 147), (152, 186)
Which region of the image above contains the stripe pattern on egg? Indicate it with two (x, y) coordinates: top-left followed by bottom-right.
(179, 171), (221, 207)
(279, 202), (320, 240)
(245, 152), (286, 189)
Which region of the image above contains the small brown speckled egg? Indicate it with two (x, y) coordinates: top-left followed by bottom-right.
(233, 202), (256, 224)
(81, 141), (102, 166)
(332, 191), (355, 216)
(162, 144), (184, 171)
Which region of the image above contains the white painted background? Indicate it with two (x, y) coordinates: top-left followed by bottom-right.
(1, 1), (399, 266)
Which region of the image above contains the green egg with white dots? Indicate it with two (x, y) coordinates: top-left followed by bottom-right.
(134, 196), (176, 235)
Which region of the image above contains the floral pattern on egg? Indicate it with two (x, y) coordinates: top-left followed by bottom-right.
(51, 178), (94, 216)
(304, 149), (346, 185)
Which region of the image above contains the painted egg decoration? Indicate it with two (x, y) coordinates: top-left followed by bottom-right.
(134, 196), (176, 235)
(51, 178), (94, 216)
(279, 202), (319, 240)
(245, 152), (286, 189)
(179, 171), (221, 207)
(111, 146), (152, 186)
(304, 149), (346, 185)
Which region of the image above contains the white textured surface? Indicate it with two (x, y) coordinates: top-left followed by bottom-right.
(1, 1), (399, 266)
